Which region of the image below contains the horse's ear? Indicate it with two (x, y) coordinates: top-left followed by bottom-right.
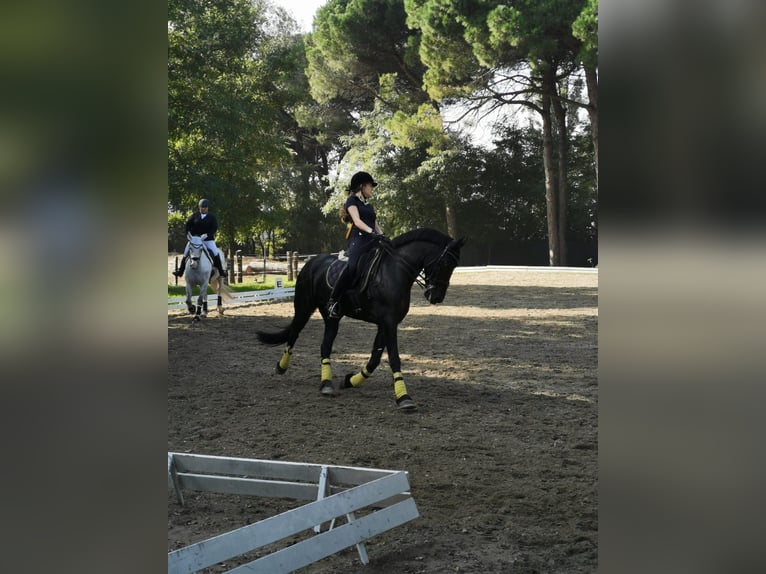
(447, 237), (466, 252)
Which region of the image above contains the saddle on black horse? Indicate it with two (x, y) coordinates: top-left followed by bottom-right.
(325, 246), (386, 294)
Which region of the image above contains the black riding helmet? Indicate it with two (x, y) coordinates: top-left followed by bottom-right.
(348, 171), (377, 191)
(199, 198), (210, 208)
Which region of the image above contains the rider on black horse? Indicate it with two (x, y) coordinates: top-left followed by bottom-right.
(173, 198), (227, 279)
(327, 171), (388, 318)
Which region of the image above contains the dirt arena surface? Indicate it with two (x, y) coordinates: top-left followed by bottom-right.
(168, 268), (598, 573)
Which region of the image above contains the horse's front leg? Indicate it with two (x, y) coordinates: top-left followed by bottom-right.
(343, 326), (386, 389)
(195, 283), (209, 319)
(185, 285), (195, 315)
(381, 321), (417, 410)
(216, 280), (224, 315)
(318, 319), (340, 396)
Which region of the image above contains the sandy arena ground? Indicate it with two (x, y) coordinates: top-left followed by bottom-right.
(168, 268), (598, 573)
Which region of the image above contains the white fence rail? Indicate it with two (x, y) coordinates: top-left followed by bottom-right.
(167, 266), (597, 312)
(168, 452), (419, 573)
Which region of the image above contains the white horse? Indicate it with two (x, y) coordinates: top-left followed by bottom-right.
(183, 233), (232, 320)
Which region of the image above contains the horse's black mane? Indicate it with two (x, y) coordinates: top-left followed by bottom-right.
(391, 228), (451, 249)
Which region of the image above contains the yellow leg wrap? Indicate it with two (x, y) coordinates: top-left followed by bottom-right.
(349, 367), (371, 387)
(278, 346), (292, 370)
(321, 358), (332, 382)
(393, 372), (407, 399)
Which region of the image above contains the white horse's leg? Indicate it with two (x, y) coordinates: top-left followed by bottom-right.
(211, 277), (224, 315)
(199, 281), (209, 317)
(185, 282), (195, 314)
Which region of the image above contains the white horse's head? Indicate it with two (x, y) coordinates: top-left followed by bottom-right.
(186, 233), (208, 270)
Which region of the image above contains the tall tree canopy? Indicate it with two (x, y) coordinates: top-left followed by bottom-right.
(307, 0), (475, 238)
(168, 0), (289, 251)
(406, 0), (595, 264)
(167, 0), (598, 267)
(306, 0), (428, 109)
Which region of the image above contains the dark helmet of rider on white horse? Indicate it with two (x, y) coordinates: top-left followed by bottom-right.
(199, 198), (210, 208)
(348, 171), (377, 192)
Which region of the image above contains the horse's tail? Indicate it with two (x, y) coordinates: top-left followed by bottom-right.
(256, 257), (319, 347)
(218, 278), (235, 302)
(256, 326), (291, 346)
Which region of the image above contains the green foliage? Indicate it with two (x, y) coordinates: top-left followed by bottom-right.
(167, 211), (188, 252)
(565, 131), (597, 238)
(389, 104), (446, 154)
(572, 0), (598, 68)
(306, 0), (427, 109)
(166, 0), (598, 265)
(168, 0), (290, 245)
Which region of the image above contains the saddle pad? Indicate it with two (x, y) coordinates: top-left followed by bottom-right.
(324, 248), (385, 292)
(326, 259), (346, 288)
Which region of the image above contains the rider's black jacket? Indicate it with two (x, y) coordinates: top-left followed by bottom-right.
(185, 212), (218, 241)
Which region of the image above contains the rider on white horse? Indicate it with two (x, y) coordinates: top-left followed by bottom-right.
(173, 198), (226, 279)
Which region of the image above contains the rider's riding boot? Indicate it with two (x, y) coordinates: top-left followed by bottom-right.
(172, 255), (188, 277)
(326, 270), (349, 319)
(347, 290), (362, 315)
(213, 254), (226, 279)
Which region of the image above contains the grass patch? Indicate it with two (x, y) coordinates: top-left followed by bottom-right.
(168, 275), (296, 297)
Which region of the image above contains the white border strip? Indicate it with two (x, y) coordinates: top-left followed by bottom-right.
(168, 266), (597, 310)
(453, 265), (597, 274)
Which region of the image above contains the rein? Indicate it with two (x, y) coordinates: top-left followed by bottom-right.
(377, 241), (423, 287)
(386, 240), (458, 292)
(423, 245), (460, 288)
(189, 242), (214, 265)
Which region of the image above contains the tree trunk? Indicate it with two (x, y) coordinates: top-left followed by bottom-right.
(584, 63), (598, 192)
(445, 203), (458, 239)
(225, 228), (236, 262)
(540, 69), (559, 266)
(553, 91), (569, 266)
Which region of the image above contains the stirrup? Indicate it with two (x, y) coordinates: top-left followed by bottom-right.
(327, 300), (342, 318)
(172, 269), (183, 277)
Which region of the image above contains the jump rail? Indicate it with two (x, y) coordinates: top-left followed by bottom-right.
(167, 452), (419, 573)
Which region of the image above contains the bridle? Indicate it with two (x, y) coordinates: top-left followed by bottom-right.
(421, 244), (460, 296)
(386, 240), (459, 294)
(188, 239), (212, 268)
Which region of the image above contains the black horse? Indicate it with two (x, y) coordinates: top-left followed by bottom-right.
(256, 228), (465, 410)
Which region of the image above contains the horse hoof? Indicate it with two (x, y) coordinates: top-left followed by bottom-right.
(192, 315), (201, 323)
(218, 308), (224, 315)
(320, 380), (335, 396)
(396, 395), (417, 411)
(343, 373), (355, 389)
(275, 362), (287, 375)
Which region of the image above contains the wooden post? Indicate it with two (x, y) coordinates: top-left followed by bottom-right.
(236, 251), (243, 283)
(174, 256), (179, 285)
(227, 256), (234, 284)
(287, 251), (293, 282)
(293, 251), (299, 280)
